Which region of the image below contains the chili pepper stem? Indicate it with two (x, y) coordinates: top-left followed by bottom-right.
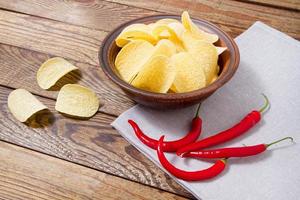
(259, 93), (270, 113)
(195, 103), (201, 118)
(266, 137), (294, 148)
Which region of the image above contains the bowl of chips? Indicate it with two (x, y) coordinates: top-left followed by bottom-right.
(99, 12), (239, 109)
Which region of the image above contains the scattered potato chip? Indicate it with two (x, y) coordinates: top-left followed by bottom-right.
(55, 84), (99, 118)
(132, 55), (175, 93)
(170, 52), (206, 93)
(7, 89), (48, 122)
(216, 47), (227, 55)
(152, 25), (184, 52)
(37, 57), (78, 90)
(181, 11), (218, 43)
(188, 41), (218, 83)
(115, 40), (154, 82)
(116, 23), (157, 47)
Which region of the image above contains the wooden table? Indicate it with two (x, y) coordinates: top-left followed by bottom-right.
(0, 1), (299, 199)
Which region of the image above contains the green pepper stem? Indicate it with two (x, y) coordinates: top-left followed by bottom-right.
(194, 103), (201, 118)
(266, 137), (294, 148)
(259, 93), (270, 113)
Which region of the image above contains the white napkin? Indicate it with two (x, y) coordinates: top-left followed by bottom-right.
(112, 22), (300, 200)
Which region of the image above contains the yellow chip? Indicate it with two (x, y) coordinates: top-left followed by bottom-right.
(156, 18), (180, 25)
(182, 30), (197, 50)
(216, 47), (227, 55)
(168, 22), (185, 40)
(115, 40), (154, 82)
(116, 23), (157, 47)
(170, 52), (206, 93)
(188, 41), (218, 83)
(181, 11), (218, 43)
(7, 89), (48, 122)
(131, 55), (175, 93)
(152, 39), (176, 58)
(55, 84), (99, 118)
(37, 57), (78, 90)
(169, 84), (178, 93)
(210, 74), (218, 84)
(148, 23), (170, 39)
(216, 65), (220, 74)
(152, 25), (184, 52)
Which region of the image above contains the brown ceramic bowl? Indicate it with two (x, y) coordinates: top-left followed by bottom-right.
(99, 15), (239, 109)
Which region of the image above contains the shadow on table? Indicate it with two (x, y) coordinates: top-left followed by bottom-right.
(48, 70), (82, 91)
(25, 109), (55, 128)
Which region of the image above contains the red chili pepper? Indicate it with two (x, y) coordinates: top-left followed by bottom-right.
(183, 137), (293, 159)
(177, 95), (270, 156)
(128, 104), (202, 152)
(157, 136), (227, 181)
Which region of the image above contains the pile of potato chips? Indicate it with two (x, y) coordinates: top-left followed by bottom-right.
(115, 11), (226, 93)
(8, 57), (100, 123)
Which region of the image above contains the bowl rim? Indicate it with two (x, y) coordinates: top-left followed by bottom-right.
(99, 14), (240, 100)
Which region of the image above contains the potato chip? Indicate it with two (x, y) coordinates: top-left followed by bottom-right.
(152, 39), (176, 58)
(169, 84), (178, 93)
(210, 75), (218, 84)
(188, 41), (218, 83)
(55, 84), (99, 118)
(170, 52), (206, 93)
(148, 23), (170, 39)
(216, 47), (227, 55)
(156, 18), (179, 25)
(131, 55), (175, 93)
(7, 89), (48, 122)
(37, 57), (78, 90)
(168, 22), (185, 40)
(181, 11), (218, 43)
(152, 25), (184, 52)
(182, 30), (197, 50)
(116, 23), (157, 47)
(216, 65), (220, 74)
(115, 40), (154, 82)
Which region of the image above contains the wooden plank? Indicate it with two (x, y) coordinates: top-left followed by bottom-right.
(0, 0), (290, 37)
(0, 141), (187, 200)
(0, 9), (105, 66)
(0, 43), (133, 116)
(0, 86), (193, 199)
(242, 0), (300, 11)
(106, 0), (300, 40)
(0, 0), (157, 31)
(0, 1), (297, 74)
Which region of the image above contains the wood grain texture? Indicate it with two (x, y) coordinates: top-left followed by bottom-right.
(0, 43), (133, 116)
(0, 0), (299, 40)
(0, 141), (187, 200)
(242, 0), (300, 11)
(106, 0), (300, 40)
(0, 0), (157, 31)
(0, 9), (105, 66)
(0, 86), (193, 199)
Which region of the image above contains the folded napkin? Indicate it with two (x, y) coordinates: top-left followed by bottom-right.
(112, 22), (300, 200)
